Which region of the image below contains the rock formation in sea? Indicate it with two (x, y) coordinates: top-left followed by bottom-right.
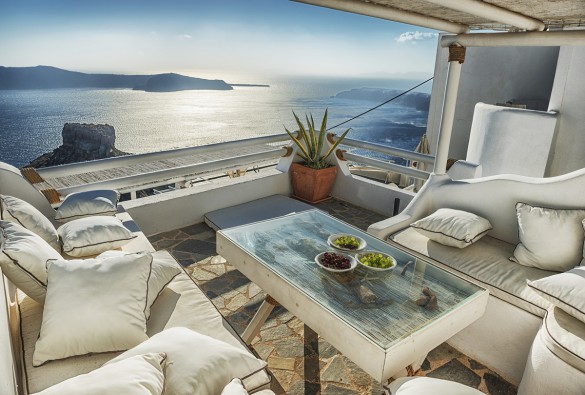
(26, 123), (129, 168)
(133, 73), (233, 92)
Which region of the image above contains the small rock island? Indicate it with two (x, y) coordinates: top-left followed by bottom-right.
(133, 73), (233, 92)
(27, 123), (128, 168)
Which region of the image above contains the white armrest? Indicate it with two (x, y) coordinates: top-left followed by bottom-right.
(367, 213), (413, 240)
(447, 160), (482, 180)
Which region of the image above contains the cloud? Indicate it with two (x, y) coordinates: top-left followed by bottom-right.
(179, 34), (192, 39)
(396, 31), (438, 43)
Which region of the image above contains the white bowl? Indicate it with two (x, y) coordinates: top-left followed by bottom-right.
(327, 233), (367, 252)
(355, 250), (397, 272)
(314, 251), (358, 273)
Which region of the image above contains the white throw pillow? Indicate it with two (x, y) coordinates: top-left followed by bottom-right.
(106, 327), (267, 395)
(32, 352), (167, 395)
(0, 195), (60, 251)
(528, 266), (585, 323)
(387, 377), (483, 395)
(0, 221), (62, 303)
(58, 216), (136, 257)
(97, 250), (181, 319)
(511, 203), (585, 272)
(410, 208), (492, 248)
(55, 189), (119, 222)
(221, 379), (249, 395)
(33, 253), (152, 366)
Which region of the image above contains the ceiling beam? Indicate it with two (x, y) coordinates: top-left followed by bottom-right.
(424, 0), (545, 31)
(441, 30), (585, 47)
(293, 0), (469, 33)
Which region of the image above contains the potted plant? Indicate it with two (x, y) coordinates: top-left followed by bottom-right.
(284, 109), (350, 203)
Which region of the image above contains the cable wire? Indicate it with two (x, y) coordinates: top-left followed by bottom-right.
(326, 76), (434, 131)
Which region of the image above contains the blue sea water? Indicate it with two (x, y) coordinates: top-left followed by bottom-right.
(0, 76), (432, 168)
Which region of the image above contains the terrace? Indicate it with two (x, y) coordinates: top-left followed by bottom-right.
(148, 198), (515, 395)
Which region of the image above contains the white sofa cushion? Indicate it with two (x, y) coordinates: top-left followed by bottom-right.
(58, 216), (136, 257)
(97, 250), (181, 319)
(511, 203), (585, 272)
(33, 253), (152, 366)
(106, 327), (267, 395)
(410, 208), (492, 248)
(0, 194), (60, 251)
(19, 256), (271, 393)
(0, 221), (61, 303)
(387, 377), (483, 395)
(391, 228), (555, 316)
(32, 353), (166, 395)
(541, 307), (585, 373)
(222, 378), (249, 395)
(528, 267), (585, 323)
(55, 190), (119, 222)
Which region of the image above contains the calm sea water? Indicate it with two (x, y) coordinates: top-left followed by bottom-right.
(0, 76), (432, 168)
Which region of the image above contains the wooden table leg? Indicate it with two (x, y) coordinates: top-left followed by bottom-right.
(241, 295), (280, 344)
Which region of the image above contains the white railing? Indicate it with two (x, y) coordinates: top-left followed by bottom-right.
(331, 136), (435, 181)
(36, 133), (290, 179)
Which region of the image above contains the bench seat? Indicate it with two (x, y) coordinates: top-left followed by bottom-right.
(18, 250), (270, 393)
(391, 229), (556, 317)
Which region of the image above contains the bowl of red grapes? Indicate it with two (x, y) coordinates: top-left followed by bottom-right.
(315, 251), (357, 273)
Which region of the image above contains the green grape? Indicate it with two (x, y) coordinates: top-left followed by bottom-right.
(334, 235), (360, 249)
(359, 253), (394, 268)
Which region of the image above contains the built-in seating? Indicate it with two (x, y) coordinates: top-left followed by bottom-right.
(0, 162), (274, 394)
(368, 167), (585, 385)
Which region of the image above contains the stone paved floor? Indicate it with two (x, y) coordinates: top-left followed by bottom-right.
(148, 198), (516, 395)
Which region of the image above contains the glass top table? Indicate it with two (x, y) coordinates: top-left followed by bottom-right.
(217, 209), (488, 381)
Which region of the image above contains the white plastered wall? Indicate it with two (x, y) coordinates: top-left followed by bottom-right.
(427, 43), (559, 161)
(546, 46), (585, 176)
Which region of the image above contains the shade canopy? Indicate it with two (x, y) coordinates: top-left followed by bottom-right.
(294, 0), (585, 33)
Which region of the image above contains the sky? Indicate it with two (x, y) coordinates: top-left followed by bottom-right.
(0, 0), (440, 79)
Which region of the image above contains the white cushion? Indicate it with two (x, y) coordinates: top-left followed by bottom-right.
(32, 352), (166, 395)
(97, 250), (181, 319)
(511, 203), (585, 272)
(387, 377), (483, 395)
(55, 189), (119, 222)
(410, 208), (492, 248)
(106, 327), (267, 395)
(0, 221), (61, 303)
(0, 195), (60, 251)
(221, 379), (249, 395)
(528, 266), (585, 323)
(58, 216), (136, 257)
(33, 253), (152, 366)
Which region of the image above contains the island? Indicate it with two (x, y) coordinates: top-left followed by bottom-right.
(0, 66), (268, 92)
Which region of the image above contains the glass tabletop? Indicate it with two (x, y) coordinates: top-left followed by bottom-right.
(221, 209), (485, 349)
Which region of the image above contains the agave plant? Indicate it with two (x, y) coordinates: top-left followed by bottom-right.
(284, 109), (351, 169)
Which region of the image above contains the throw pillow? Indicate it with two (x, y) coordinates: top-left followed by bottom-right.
(55, 189), (119, 222)
(0, 221), (62, 303)
(410, 208), (492, 248)
(33, 253), (152, 366)
(97, 250), (181, 319)
(105, 327), (267, 395)
(528, 266), (585, 323)
(58, 216), (136, 257)
(221, 379), (249, 395)
(511, 203), (585, 272)
(32, 353), (166, 395)
(0, 194), (60, 251)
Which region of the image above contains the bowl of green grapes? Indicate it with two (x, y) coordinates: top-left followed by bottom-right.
(355, 251), (396, 272)
(328, 233), (367, 252)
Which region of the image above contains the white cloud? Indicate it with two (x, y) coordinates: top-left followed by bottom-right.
(396, 31), (438, 43)
(179, 34), (192, 39)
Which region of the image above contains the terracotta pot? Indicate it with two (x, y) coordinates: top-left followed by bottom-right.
(290, 162), (337, 203)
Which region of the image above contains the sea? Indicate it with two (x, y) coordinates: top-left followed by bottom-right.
(0, 75), (432, 169)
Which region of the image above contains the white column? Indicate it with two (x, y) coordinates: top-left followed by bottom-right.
(433, 45), (465, 175)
